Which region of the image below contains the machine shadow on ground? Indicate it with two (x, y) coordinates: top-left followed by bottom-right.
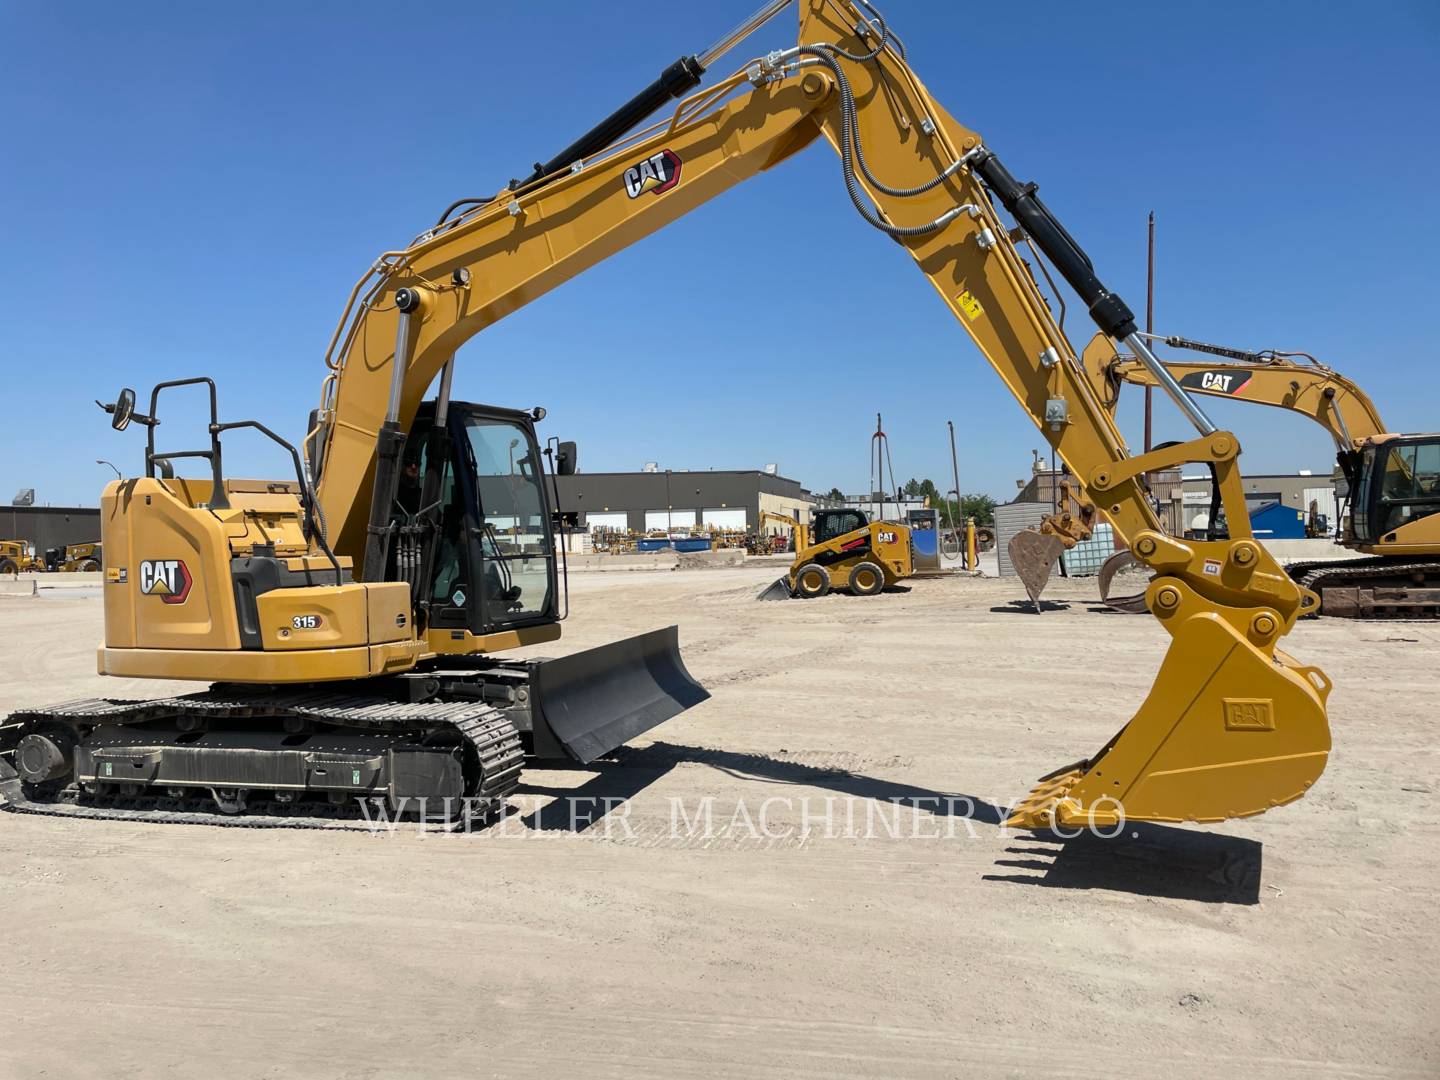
(515, 744), (1264, 905)
(514, 741), (1008, 832)
(989, 599), (1071, 614)
(983, 824), (1264, 905)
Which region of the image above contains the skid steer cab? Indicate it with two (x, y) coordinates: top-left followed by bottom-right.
(759, 508), (914, 601)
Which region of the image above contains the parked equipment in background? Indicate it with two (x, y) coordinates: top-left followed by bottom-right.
(0, 540), (43, 576)
(1088, 334), (1440, 618)
(45, 542), (103, 573)
(2, 1), (1334, 832)
(757, 507), (914, 600)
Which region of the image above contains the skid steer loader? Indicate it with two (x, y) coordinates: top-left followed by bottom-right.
(757, 508), (914, 600)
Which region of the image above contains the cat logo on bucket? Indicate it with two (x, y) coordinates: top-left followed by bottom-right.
(138, 559), (193, 604)
(623, 149), (682, 198)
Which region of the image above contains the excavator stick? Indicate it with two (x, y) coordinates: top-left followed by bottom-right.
(1007, 530), (1067, 612)
(527, 626), (709, 764)
(1007, 582), (1332, 829)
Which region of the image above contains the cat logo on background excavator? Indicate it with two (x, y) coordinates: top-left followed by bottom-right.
(1179, 370), (1252, 396)
(138, 559), (192, 604)
(623, 149), (682, 198)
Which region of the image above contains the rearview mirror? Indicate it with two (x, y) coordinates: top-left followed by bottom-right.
(556, 440), (577, 476)
(111, 388), (136, 431)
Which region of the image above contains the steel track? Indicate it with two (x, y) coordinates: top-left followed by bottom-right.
(0, 687), (524, 830)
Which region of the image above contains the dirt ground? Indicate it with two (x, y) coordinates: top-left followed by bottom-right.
(0, 567), (1435, 1079)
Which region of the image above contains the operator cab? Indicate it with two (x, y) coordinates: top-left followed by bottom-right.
(401, 402), (569, 639)
(812, 508), (869, 543)
(1348, 435), (1440, 545)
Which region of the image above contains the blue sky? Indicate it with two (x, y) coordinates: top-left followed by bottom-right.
(3, 1), (1437, 507)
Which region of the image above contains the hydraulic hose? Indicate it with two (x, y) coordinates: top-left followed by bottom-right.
(791, 45), (973, 236)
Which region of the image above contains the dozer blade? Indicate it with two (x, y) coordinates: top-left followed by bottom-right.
(1008, 529), (1067, 612)
(756, 576), (794, 601)
(1006, 610), (1332, 828)
(529, 626), (710, 764)
(1098, 550), (1150, 614)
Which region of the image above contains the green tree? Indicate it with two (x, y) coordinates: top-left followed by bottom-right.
(822, 486), (845, 503)
(935, 492), (997, 526)
(960, 493), (996, 525)
(903, 478), (921, 496)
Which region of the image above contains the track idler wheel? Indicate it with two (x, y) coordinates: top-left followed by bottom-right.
(14, 726), (77, 797)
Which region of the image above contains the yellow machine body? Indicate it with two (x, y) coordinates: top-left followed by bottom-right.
(758, 508), (914, 599)
(0, 541), (43, 574)
(97, 476), (422, 681)
(784, 519), (914, 598)
(57, 542), (103, 572)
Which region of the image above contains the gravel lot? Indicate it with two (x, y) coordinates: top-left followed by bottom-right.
(1, 565), (1435, 1078)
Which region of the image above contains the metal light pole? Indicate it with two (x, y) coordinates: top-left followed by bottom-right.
(1144, 211), (1155, 455)
(96, 459), (121, 481)
(946, 421), (963, 564)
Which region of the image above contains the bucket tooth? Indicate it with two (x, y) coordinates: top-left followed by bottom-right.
(1005, 768), (1085, 829)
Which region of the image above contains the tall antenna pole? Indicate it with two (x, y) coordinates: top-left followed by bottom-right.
(947, 420), (963, 563)
(1144, 210), (1155, 455)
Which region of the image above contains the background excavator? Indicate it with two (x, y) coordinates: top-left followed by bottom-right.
(1077, 334), (1439, 618)
(1, 0), (1334, 832)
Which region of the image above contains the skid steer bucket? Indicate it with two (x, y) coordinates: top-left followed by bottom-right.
(528, 626), (709, 764)
(756, 576), (794, 601)
(1006, 604), (1332, 828)
(1008, 529), (1067, 612)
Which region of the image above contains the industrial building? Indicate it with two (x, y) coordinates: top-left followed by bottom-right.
(1, 504), (102, 553)
(554, 468), (812, 534)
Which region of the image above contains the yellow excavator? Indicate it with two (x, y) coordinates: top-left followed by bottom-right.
(1084, 333), (1440, 617)
(1, 0), (1333, 831)
(756, 507), (913, 599)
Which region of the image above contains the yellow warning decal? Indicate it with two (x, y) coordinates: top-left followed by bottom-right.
(957, 290), (983, 320)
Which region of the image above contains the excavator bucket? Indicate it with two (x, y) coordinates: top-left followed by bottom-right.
(1098, 550), (1150, 614)
(1007, 608), (1332, 828)
(528, 626), (710, 764)
(1007, 529), (1067, 612)
(756, 577), (794, 601)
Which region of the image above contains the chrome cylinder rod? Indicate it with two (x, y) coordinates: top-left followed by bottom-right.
(698, 0), (792, 68)
(433, 357), (456, 427)
(1122, 331), (1217, 436)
